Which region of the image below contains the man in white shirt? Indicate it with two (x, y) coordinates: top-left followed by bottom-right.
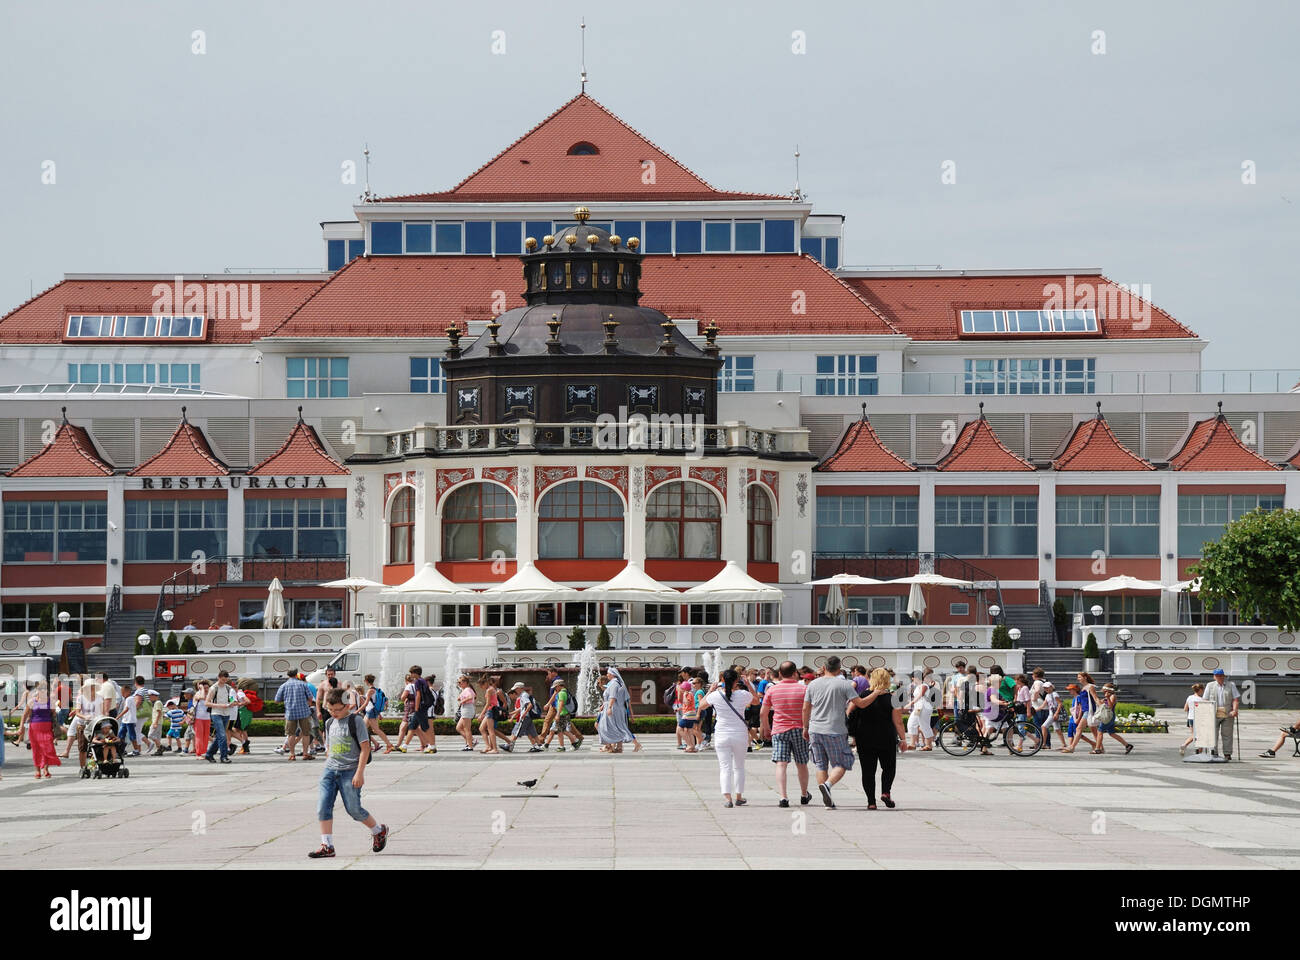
(1203, 669), (1240, 759)
(204, 670), (238, 764)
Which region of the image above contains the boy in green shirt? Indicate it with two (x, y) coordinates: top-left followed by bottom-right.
(543, 679), (579, 752)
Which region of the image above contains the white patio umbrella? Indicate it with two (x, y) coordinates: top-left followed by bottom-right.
(1165, 579), (1201, 593)
(682, 560), (783, 624)
(889, 573), (973, 626)
(582, 561), (680, 603)
(808, 573), (884, 626)
(319, 575), (386, 628)
(375, 562), (477, 603)
(1082, 574), (1166, 623)
(264, 577), (286, 629)
(477, 562), (580, 604)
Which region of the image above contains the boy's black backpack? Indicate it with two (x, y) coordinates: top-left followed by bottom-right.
(526, 693), (543, 720)
(429, 683), (445, 718)
(343, 713), (374, 765)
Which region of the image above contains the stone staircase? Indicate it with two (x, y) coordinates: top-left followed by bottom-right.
(1002, 604), (1058, 647)
(1020, 646), (1161, 706)
(88, 610), (155, 685)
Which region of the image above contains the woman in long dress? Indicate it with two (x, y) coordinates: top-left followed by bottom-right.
(22, 678), (62, 779)
(191, 680), (211, 759)
(597, 667), (636, 752)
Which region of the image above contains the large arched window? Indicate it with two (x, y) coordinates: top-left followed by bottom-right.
(538, 481), (624, 558)
(646, 481), (720, 559)
(748, 486), (773, 562)
(441, 483), (516, 560)
(388, 487), (414, 564)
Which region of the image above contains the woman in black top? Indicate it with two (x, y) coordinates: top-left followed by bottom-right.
(847, 667), (909, 809)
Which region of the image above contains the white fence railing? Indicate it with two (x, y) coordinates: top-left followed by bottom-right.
(1113, 650), (1300, 677)
(1083, 626), (1298, 650)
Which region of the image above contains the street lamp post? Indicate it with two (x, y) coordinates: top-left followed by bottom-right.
(1117, 628), (1133, 650)
(27, 635), (42, 655)
(1089, 604), (1104, 628)
(57, 610), (71, 631)
(1008, 627), (1022, 644)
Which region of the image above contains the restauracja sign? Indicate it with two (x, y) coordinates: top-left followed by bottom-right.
(138, 476), (329, 489)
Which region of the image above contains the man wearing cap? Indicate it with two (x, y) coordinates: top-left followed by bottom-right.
(1203, 669), (1240, 760)
(500, 682), (543, 753)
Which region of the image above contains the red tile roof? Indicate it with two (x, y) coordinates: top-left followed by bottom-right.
(249, 418), (348, 476)
(818, 414), (915, 472)
(0, 277), (327, 346)
(267, 254), (900, 339)
(377, 94), (788, 203)
(1167, 414), (1279, 471)
(936, 413), (1035, 471)
(843, 273), (1198, 341)
(8, 417), (114, 477)
(129, 415), (229, 476)
(1053, 411), (1153, 471)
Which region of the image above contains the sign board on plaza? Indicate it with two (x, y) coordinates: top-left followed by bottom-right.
(137, 476), (329, 489)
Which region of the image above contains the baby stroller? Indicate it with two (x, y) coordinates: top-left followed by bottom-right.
(81, 715), (130, 780)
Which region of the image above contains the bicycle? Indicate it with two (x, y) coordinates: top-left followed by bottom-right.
(937, 711), (1043, 757)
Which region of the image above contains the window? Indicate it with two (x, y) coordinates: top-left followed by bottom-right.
(442, 483), (517, 560)
(466, 221), (492, 254)
(1096, 594), (1160, 626)
(526, 221), (552, 246)
(950, 603), (970, 617)
(688, 604), (722, 625)
(238, 600), (265, 628)
(371, 221), (402, 254)
(538, 481), (624, 559)
(567, 141), (599, 155)
(64, 314), (206, 341)
(69, 362), (201, 389)
(960, 309), (1098, 334)
(644, 603), (677, 625)
(675, 220), (701, 254)
(735, 220), (762, 252)
(245, 498), (345, 557)
(287, 357), (348, 398)
(564, 602), (599, 625)
(2, 601), (105, 635)
(823, 237), (839, 269)
(494, 221), (522, 255)
(963, 358), (1095, 395)
(292, 599), (343, 629)
(404, 222), (432, 253)
(440, 605), (473, 627)
(936, 495), (1037, 556)
(801, 237), (822, 260)
(815, 496), (918, 554)
(718, 355), (755, 392)
(614, 220), (642, 244)
(748, 486), (773, 562)
(646, 482), (720, 559)
(1057, 494), (1159, 556)
(815, 355), (878, 395)
(435, 222), (463, 253)
(409, 357), (445, 393)
(3, 500), (107, 562)
(764, 219), (795, 253)
(125, 499), (226, 561)
(1177, 493), (1282, 557)
(704, 221), (732, 252)
(484, 604), (517, 627)
(644, 221), (672, 254)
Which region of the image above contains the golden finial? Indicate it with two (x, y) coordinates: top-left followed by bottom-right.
(543, 234), (555, 248)
(574, 205), (590, 222)
(609, 234), (621, 249)
(524, 237), (538, 252)
(487, 320), (501, 342)
(586, 234), (599, 246)
(627, 237), (640, 251)
(564, 233), (578, 246)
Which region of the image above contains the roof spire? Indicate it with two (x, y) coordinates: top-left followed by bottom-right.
(978, 401), (985, 419)
(61, 406), (68, 425)
(579, 17), (587, 93)
(792, 144), (804, 202)
(861, 402), (868, 421)
(361, 143), (373, 203)
(1095, 400), (1104, 419)
(1217, 400), (1224, 418)
(297, 405), (304, 424)
(181, 405), (188, 423)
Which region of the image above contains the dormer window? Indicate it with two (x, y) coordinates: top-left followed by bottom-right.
(960, 309), (1098, 334)
(567, 141), (599, 155)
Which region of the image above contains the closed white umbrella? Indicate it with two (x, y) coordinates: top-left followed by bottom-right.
(824, 582), (846, 623)
(906, 582), (927, 623)
(264, 577), (286, 629)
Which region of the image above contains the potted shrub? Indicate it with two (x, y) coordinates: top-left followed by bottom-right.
(991, 624), (1012, 649)
(1083, 633), (1101, 673)
(180, 635), (197, 654)
(596, 623), (612, 650)
(567, 625), (587, 651)
(165, 631), (179, 655)
(38, 605), (55, 632)
(514, 624), (537, 651)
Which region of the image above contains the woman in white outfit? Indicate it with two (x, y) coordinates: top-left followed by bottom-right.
(703, 669), (759, 808)
(904, 670), (935, 751)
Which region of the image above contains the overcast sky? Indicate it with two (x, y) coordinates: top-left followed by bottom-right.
(1, 0), (1296, 369)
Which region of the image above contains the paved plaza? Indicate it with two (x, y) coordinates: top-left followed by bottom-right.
(2, 709), (1297, 870)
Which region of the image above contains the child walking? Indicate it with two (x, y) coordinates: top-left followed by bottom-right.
(309, 689), (388, 859)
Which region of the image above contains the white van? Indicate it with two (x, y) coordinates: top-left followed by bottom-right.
(306, 635), (499, 696)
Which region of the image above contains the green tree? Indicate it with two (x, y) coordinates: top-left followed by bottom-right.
(1083, 633), (1099, 660)
(991, 624), (1012, 649)
(596, 623), (612, 650)
(567, 625), (587, 651)
(38, 604), (55, 632)
(513, 624), (537, 651)
(1190, 508), (1300, 632)
(180, 635), (198, 654)
(164, 631), (179, 655)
